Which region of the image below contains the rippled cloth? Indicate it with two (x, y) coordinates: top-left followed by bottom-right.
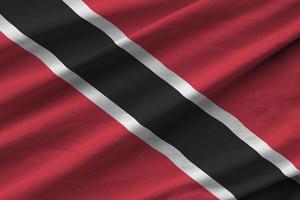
(0, 0), (300, 199)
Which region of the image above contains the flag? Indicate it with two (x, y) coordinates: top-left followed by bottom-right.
(0, 0), (300, 199)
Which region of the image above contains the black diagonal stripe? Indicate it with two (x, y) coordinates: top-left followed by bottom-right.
(1, 0), (299, 199)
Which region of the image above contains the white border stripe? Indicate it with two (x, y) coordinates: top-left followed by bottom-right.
(0, 15), (236, 200)
(62, 0), (300, 184)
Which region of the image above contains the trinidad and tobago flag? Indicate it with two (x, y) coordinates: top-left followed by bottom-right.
(0, 0), (300, 199)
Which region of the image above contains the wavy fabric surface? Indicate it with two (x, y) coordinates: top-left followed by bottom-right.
(0, 0), (300, 199)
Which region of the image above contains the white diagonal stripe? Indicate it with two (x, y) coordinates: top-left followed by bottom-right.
(0, 15), (236, 200)
(62, 0), (300, 184)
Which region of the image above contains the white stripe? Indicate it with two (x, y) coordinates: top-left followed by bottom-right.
(0, 15), (236, 200)
(62, 0), (300, 184)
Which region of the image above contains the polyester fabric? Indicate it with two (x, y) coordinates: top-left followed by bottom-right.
(0, 0), (300, 200)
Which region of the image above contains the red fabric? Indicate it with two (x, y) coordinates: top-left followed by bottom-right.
(84, 0), (300, 168)
(0, 33), (216, 200)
